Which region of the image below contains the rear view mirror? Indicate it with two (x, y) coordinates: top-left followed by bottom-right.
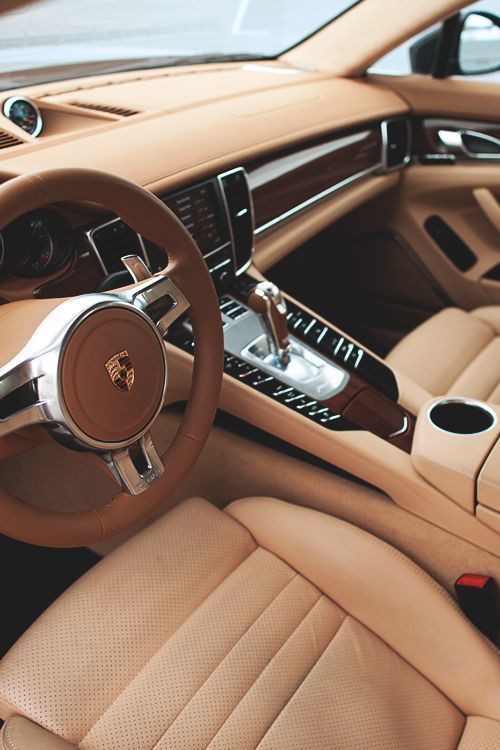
(458, 12), (500, 76)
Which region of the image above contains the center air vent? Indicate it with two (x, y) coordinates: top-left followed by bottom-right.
(381, 118), (411, 171)
(0, 130), (23, 149)
(69, 101), (139, 118)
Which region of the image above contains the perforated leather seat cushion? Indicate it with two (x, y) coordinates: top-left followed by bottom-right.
(0, 497), (499, 749)
(387, 306), (500, 404)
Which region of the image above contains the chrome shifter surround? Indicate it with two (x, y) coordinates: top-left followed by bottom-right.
(222, 296), (349, 401)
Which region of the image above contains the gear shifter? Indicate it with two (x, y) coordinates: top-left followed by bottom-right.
(247, 281), (292, 367)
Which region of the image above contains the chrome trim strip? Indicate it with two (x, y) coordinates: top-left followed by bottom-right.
(210, 257), (232, 273)
(389, 415), (409, 439)
(254, 163), (381, 236)
(3, 95), (43, 138)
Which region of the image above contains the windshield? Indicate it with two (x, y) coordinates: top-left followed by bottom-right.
(0, 0), (359, 89)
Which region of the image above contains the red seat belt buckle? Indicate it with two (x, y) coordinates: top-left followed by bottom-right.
(455, 574), (498, 642)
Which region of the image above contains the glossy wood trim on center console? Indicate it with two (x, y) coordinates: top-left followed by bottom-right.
(320, 373), (414, 453)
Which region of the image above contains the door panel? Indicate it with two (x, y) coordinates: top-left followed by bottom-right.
(367, 74), (500, 310)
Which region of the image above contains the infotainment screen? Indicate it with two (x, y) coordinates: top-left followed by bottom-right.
(165, 181), (228, 256)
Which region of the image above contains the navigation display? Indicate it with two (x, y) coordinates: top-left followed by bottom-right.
(165, 181), (228, 255)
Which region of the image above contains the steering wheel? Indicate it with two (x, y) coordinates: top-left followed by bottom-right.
(0, 168), (223, 547)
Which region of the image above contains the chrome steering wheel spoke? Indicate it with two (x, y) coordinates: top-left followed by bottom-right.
(119, 256), (190, 336)
(0, 345), (57, 439)
(104, 431), (164, 495)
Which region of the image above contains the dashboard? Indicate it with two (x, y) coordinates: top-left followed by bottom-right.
(0, 115), (409, 302)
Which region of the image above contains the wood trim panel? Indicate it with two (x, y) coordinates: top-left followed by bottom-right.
(247, 126), (382, 231)
(319, 369), (414, 453)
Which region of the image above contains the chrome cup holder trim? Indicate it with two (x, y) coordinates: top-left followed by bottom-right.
(426, 397), (497, 437)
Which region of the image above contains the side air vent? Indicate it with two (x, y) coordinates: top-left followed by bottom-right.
(381, 118), (411, 171)
(69, 101), (140, 117)
(218, 168), (254, 273)
(0, 129), (23, 149)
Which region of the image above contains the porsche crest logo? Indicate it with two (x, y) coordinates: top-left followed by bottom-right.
(104, 350), (135, 392)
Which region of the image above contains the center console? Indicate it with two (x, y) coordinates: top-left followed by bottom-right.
(170, 278), (413, 450)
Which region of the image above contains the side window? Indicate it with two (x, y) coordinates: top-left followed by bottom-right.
(370, 0), (500, 81)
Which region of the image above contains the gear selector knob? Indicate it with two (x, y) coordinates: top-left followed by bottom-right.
(247, 281), (291, 367)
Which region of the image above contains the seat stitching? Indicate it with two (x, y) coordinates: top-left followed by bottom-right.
(254, 615), (350, 748)
(206, 595), (346, 749)
(79, 542), (259, 745)
(149, 571), (305, 750)
(455, 717), (469, 749)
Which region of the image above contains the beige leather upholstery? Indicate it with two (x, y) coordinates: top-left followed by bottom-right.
(387, 307), (500, 404)
(0, 716), (76, 750)
(0, 497), (499, 749)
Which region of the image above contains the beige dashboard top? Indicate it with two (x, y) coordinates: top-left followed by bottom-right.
(0, 62), (407, 194)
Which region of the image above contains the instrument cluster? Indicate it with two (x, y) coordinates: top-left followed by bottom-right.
(0, 209), (74, 280)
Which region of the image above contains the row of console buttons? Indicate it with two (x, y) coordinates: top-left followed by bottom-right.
(167, 326), (357, 432)
(284, 300), (398, 400)
(286, 303), (365, 371)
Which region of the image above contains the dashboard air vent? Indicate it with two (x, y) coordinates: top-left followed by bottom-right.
(218, 168), (254, 272)
(69, 101), (140, 117)
(381, 118), (411, 171)
(0, 130), (23, 149)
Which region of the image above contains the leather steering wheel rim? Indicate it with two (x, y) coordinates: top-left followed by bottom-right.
(0, 168), (223, 547)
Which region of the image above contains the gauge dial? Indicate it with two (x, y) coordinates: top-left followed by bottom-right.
(23, 216), (54, 274)
(3, 96), (43, 137)
(18, 211), (74, 278)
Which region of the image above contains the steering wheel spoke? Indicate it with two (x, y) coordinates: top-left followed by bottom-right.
(118, 267), (190, 337)
(0, 351), (55, 439)
(105, 431), (164, 495)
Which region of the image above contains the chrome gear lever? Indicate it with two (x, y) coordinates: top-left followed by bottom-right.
(247, 281), (292, 367)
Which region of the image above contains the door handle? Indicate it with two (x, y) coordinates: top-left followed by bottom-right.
(473, 188), (500, 233)
(438, 129), (500, 160)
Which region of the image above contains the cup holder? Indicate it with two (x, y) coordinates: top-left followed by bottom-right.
(428, 399), (496, 436)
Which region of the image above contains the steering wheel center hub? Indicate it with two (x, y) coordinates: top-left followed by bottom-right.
(59, 305), (167, 446)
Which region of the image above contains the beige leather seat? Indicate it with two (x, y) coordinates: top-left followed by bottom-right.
(387, 307), (500, 404)
(0, 497), (499, 750)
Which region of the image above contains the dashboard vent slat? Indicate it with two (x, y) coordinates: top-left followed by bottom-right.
(69, 101), (139, 117)
(0, 129), (23, 149)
